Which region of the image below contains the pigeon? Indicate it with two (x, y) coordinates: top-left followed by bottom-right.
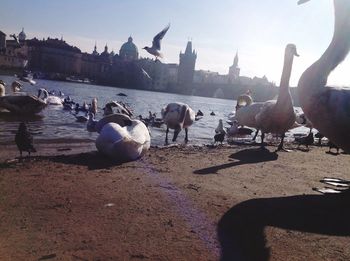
(214, 132), (226, 144)
(143, 24), (170, 60)
(328, 140), (340, 154)
(15, 122), (36, 158)
(295, 131), (314, 150)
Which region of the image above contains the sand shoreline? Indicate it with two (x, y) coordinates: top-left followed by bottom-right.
(0, 141), (350, 260)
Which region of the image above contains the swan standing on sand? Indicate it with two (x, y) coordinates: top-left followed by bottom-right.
(95, 115), (150, 162)
(255, 44), (299, 151)
(297, 0), (350, 153)
(161, 102), (195, 144)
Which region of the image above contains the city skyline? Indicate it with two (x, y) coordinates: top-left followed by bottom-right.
(1, 0), (349, 87)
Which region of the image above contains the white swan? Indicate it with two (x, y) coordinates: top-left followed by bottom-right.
(161, 102), (195, 144)
(297, 0), (350, 153)
(95, 119), (150, 162)
(255, 44), (299, 150)
(38, 88), (63, 105)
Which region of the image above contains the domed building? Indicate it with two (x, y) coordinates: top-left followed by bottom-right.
(119, 36), (138, 61)
(18, 28), (26, 42)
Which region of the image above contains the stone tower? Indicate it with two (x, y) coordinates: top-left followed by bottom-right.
(178, 41), (197, 85)
(228, 51), (240, 83)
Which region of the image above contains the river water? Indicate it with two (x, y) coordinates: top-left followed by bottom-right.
(0, 75), (307, 147)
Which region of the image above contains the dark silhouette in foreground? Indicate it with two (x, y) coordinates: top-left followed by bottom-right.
(193, 148), (278, 175)
(218, 192), (350, 261)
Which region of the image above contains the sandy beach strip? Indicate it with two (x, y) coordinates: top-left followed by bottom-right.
(0, 141), (350, 260)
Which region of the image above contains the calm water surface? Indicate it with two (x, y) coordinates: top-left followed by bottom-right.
(0, 75), (307, 147)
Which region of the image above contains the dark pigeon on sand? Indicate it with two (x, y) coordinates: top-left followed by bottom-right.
(295, 131), (314, 150)
(15, 122), (36, 158)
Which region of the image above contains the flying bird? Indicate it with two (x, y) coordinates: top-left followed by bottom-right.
(15, 122), (37, 158)
(143, 24), (170, 60)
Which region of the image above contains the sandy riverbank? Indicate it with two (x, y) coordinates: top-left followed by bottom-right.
(0, 141), (350, 260)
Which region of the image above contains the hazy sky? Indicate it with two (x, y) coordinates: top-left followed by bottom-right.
(1, 0), (349, 87)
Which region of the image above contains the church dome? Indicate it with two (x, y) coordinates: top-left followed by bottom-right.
(18, 28), (26, 41)
(119, 36), (139, 61)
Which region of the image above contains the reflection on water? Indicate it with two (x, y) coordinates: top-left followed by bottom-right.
(0, 75), (309, 146)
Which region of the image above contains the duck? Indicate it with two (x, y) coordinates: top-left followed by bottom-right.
(297, 0), (350, 153)
(15, 122), (37, 158)
(161, 102), (195, 144)
(95, 116), (150, 162)
(0, 81), (46, 115)
(255, 44), (299, 151)
(37, 88), (63, 105)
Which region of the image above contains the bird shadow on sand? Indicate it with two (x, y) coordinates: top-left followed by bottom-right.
(218, 192), (350, 261)
(193, 147), (278, 175)
(41, 151), (123, 170)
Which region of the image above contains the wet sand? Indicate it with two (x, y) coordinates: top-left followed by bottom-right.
(0, 141), (350, 260)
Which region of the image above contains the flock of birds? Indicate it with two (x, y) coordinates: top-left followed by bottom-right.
(3, 0), (350, 166)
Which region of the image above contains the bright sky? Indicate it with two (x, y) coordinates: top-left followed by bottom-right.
(1, 0), (349, 87)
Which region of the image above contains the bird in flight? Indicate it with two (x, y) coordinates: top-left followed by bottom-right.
(143, 24), (170, 60)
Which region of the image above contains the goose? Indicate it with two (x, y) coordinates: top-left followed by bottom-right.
(15, 122), (37, 158)
(95, 117), (150, 162)
(143, 24), (170, 60)
(297, 0), (350, 153)
(0, 82), (46, 115)
(161, 102), (195, 144)
(37, 88), (63, 105)
(255, 44), (299, 151)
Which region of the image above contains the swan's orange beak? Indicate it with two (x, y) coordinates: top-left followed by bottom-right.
(298, 0), (311, 5)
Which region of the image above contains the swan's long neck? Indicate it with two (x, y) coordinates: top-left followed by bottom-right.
(276, 50), (295, 107)
(298, 0), (350, 102)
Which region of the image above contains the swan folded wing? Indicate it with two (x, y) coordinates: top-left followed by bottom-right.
(95, 113), (132, 133)
(96, 121), (150, 161)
